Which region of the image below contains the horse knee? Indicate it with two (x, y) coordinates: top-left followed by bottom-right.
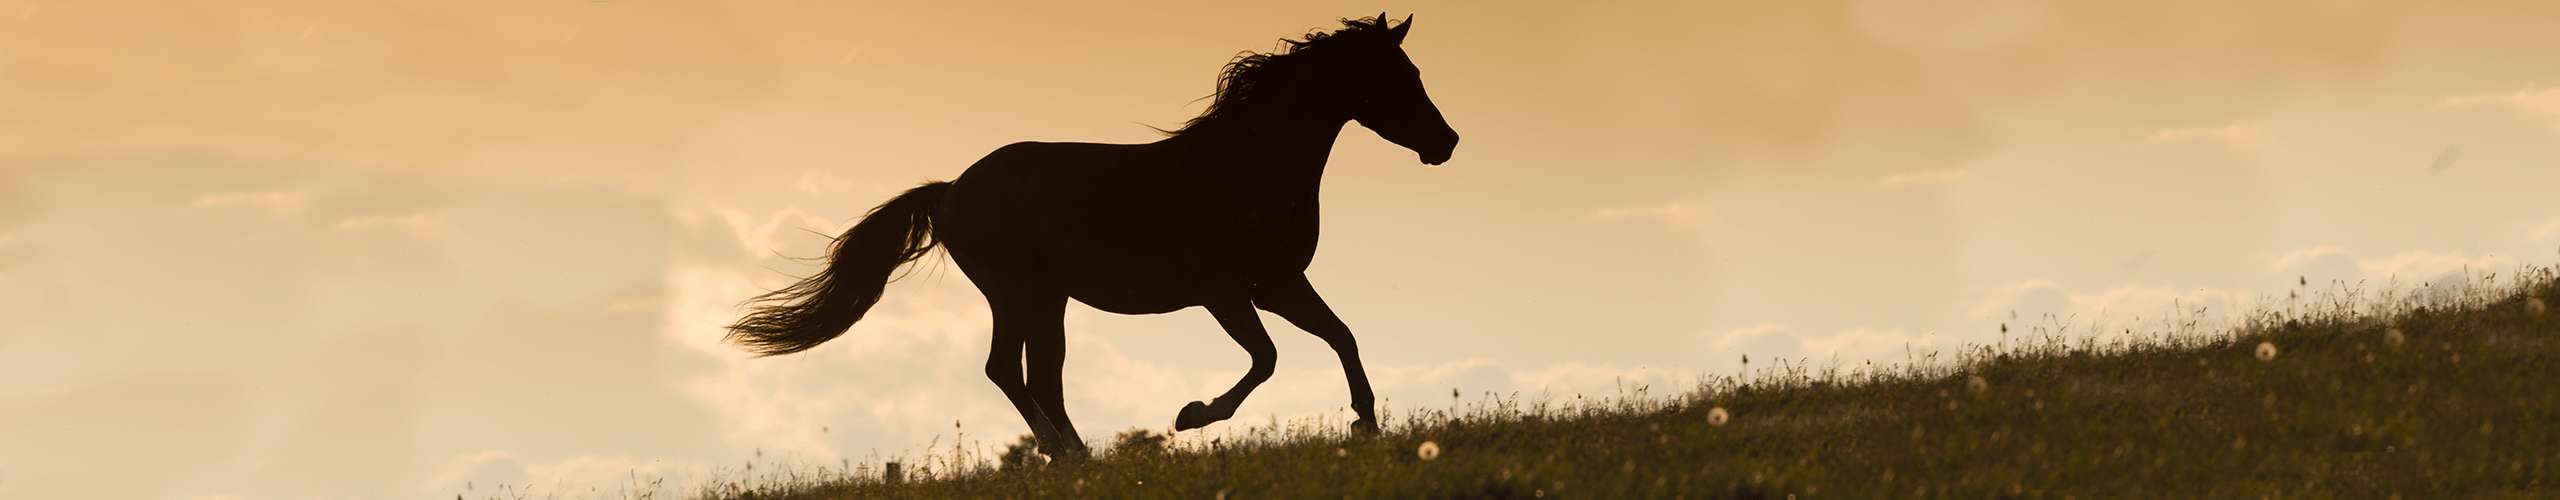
(985, 357), (1020, 387)
(1317, 330), (1359, 352)
(1246, 349), (1278, 381)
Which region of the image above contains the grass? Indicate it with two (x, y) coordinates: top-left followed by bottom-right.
(673, 267), (2560, 499)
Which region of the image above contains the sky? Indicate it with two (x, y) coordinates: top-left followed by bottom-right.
(5, 0), (2560, 498)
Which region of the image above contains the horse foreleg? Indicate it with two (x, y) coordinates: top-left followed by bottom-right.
(1255, 275), (1380, 435)
(1175, 301), (1276, 431)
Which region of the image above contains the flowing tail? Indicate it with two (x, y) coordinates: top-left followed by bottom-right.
(726, 182), (950, 356)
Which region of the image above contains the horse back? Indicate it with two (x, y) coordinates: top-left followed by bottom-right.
(938, 141), (1317, 312)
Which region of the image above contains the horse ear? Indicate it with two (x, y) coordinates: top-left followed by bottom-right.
(1391, 14), (1413, 43)
(1375, 12), (1390, 28)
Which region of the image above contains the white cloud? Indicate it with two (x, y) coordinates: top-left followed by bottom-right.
(1798, 328), (1941, 363)
(1700, 323), (1789, 352)
(1966, 280), (2068, 320)
(2068, 284), (2245, 322)
(2528, 218), (2560, 244)
(1875, 168), (1969, 187)
(2270, 245), (2522, 284)
(694, 206), (841, 261)
(2149, 124), (2263, 150)
(424, 452), (707, 500)
(193, 190), (305, 215)
(2442, 85), (2560, 133)
(423, 451), (530, 495)
(1507, 362), (1691, 398)
(2270, 244), (2349, 273)
(2355, 250), (2517, 282)
(1962, 279), (2246, 339)
(333, 212), (447, 238)
(1590, 202), (1705, 228)
(794, 171), (862, 194)
(1370, 357), (1501, 390)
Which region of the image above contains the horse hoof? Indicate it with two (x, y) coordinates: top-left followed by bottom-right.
(1044, 443), (1093, 463)
(1173, 400), (1217, 431)
(1351, 418), (1381, 436)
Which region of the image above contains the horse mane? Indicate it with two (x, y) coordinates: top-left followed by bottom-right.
(1162, 15), (1398, 136)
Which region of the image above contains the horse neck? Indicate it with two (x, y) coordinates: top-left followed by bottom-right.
(1177, 115), (1347, 194)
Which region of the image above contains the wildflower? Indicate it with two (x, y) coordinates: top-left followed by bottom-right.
(1966, 375), (1989, 395)
(2255, 342), (2278, 362)
(1333, 447), (1348, 458)
(1707, 406), (1732, 427)
(1417, 441), (1442, 461)
(2385, 328), (2406, 347)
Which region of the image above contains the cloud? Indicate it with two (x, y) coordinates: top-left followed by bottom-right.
(1701, 323), (1790, 352)
(1507, 362), (1691, 398)
(2270, 244), (2351, 273)
(2067, 285), (2246, 323)
(794, 170), (862, 195)
(2270, 245), (2522, 285)
(2354, 250), (2517, 282)
(1876, 168), (1968, 187)
(334, 212), (447, 238)
(2527, 218), (2560, 244)
(2149, 124), (2264, 150)
(1967, 280), (2074, 321)
(2442, 85), (2560, 133)
(1798, 328), (1942, 363)
(1590, 201), (1706, 228)
(193, 190), (306, 214)
(0, 371), (254, 499)
(1961, 280), (2246, 338)
(0, 155), (730, 499)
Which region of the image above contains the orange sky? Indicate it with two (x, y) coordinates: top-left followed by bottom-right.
(6, 1), (2560, 498)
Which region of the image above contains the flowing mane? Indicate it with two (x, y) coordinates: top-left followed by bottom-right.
(1164, 15), (1400, 136)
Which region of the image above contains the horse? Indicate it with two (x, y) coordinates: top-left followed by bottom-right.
(724, 13), (1459, 459)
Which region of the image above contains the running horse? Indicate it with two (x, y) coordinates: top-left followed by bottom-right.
(725, 13), (1458, 459)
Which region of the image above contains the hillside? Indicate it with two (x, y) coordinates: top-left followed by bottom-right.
(698, 269), (2560, 499)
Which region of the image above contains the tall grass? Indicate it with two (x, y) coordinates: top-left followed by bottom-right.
(467, 263), (2560, 498)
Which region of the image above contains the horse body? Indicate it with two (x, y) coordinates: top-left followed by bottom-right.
(941, 131), (1338, 315)
(727, 14), (1455, 459)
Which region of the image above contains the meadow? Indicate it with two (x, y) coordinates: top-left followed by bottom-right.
(644, 267), (2560, 499)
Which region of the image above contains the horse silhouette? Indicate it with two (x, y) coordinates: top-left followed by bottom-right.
(725, 13), (1458, 459)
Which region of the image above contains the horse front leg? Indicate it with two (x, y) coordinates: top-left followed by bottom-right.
(1254, 275), (1380, 435)
(1174, 301), (1277, 431)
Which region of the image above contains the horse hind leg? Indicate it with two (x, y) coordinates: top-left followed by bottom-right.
(1175, 301), (1277, 432)
(1023, 306), (1089, 460)
(988, 292), (1087, 459)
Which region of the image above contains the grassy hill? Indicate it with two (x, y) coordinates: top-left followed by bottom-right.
(699, 269), (2560, 499)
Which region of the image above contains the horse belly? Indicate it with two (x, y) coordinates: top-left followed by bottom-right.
(1061, 249), (1229, 314)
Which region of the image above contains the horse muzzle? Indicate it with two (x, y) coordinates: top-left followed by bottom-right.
(1418, 133), (1458, 166)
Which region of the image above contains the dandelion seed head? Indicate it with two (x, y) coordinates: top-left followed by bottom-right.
(1417, 441), (1442, 461)
(1966, 375), (1989, 395)
(2385, 328), (2406, 347)
(1333, 447), (1348, 458)
(2530, 297), (2547, 317)
(1707, 406), (1732, 427)
(2255, 341), (2278, 362)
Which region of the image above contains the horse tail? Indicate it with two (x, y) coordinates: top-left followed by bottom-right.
(726, 181), (951, 356)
